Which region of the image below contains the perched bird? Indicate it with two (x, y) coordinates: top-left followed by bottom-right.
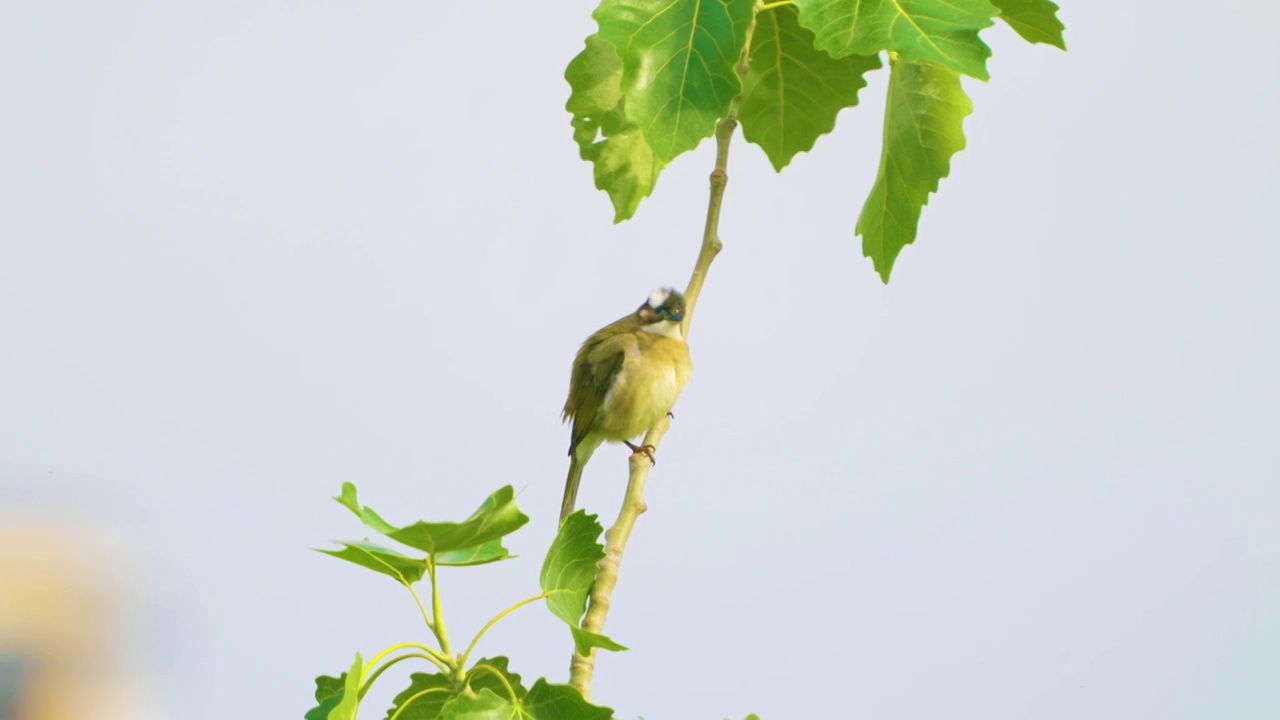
(560, 288), (693, 522)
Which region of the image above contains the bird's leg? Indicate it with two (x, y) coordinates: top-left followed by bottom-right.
(624, 440), (657, 466)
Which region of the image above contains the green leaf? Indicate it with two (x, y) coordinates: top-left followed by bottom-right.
(306, 673), (346, 720)
(567, 35), (623, 118)
(334, 483), (529, 558)
(740, 5), (882, 171)
(306, 694), (343, 720)
(386, 660), (529, 720)
(334, 482), (401, 536)
(565, 35), (664, 223)
(384, 672), (456, 720)
(468, 657), (528, 700)
(856, 59), (973, 283)
(329, 654), (363, 720)
(571, 627), (628, 654)
(390, 486), (528, 556)
(539, 511), (601, 625)
(436, 538), (514, 567)
(441, 689), (519, 720)
(522, 679), (615, 720)
(991, 0), (1066, 49)
(317, 540), (427, 584)
(315, 674), (346, 703)
(594, 0), (755, 162)
(793, 0), (998, 79)
(540, 511), (627, 655)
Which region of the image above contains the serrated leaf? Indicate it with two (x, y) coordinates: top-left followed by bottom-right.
(539, 511), (626, 654)
(306, 673), (346, 720)
(539, 511), (602, 626)
(857, 59), (972, 283)
(468, 657), (528, 700)
(991, 0), (1066, 49)
(387, 660), (528, 720)
(334, 483), (528, 558)
(522, 679), (615, 720)
(306, 694), (343, 720)
(740, 5), (881, 171)
(384, 672), (456, 720)
(793, 0), (998, 80)
(594, 0), (755, 162)
(318, 540), (427, 584)
(583, 125), (663, 223)
(329, 654), (363, 720)
(315, 674), (346, 703)
(566, 35), (624, 115)
(441, 689), (519, 720)
(566, 35), (664, 222)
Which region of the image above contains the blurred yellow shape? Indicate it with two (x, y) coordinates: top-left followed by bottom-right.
(0, 521), (159, 720)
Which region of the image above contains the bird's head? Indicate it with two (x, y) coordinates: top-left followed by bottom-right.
(637, 288), (686, 338)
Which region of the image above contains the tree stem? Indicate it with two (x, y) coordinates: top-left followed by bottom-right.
(683, 15), (755, 339)
(567, 18), (757, 700)
(567, 416), (669, 698)
(425, 558), (459, 680)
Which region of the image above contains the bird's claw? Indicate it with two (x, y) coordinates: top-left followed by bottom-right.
(624, 441), (658, 466)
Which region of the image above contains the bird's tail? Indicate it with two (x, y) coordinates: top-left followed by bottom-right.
(560, 455), (585, 524)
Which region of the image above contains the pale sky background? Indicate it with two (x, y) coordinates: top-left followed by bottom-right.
(2, 2), (1278, 719)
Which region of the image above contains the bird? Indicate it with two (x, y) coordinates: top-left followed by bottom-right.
(560, 288), (693, 523)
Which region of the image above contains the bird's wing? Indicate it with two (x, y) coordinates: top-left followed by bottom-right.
(564, 328), (635, 456)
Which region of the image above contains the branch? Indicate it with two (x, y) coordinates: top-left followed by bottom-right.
(568, 17), (758, 699)
(568, 416), (669, 697)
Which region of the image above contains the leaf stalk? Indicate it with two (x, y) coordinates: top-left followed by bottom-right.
(406, 580), (436, 634)
(458, 592), (550, 669)
(359, 653), (442, 700)
(425, 557), (460, 680)
(467, 663), (521, 705)
(363, 642), (450, 682)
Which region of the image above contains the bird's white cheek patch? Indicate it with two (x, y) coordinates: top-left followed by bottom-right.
(641, 320), (684, 339)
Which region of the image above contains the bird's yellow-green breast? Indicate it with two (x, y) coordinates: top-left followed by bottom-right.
(594, 328), (690, 441)
(563, 288), (693, 456)
(560, 288), (693, 521)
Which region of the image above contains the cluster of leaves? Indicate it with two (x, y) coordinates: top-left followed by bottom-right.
(306, 483), (625, 719)
(566, 0), (1066, 281)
